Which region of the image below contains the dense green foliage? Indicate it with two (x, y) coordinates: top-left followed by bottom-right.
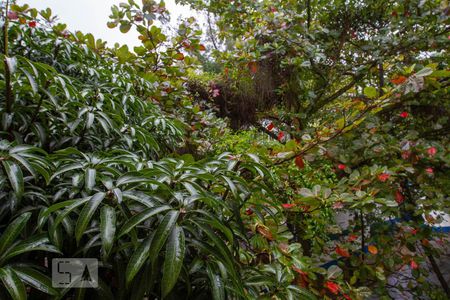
(0, 0), (449, 299)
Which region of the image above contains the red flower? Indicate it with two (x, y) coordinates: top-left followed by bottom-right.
(399, 111), (409, 118)
(277, 131), (284, 141)
(427, 147), (437, 157)
(267, 123), (274, 131)
(282, 203), (295, 209)
(410, 260), (419, 270)
(338, 164), (346, 170)
(335, 246), (350, 258)
(348, 234), (358, 242)
(7, 11), (18, 20)
(378, 173), (390, 182)
(28, 21), (37, 28)
(245, 208), (253, 216)
(325, 281), (340, 295)
(425, 167), (434, 174)
(395, 190), (404, 204)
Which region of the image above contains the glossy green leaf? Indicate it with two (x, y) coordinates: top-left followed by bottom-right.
(161, 225), (185, 298)
(0, 212), (31, 255)
(149, 211), (179, 264)
(125, 234), (153, 286)
(0, 267), (27, 300)
(2, 161), (24, 198)
(75, 192), (106, 243)
(117, 205), (171, 238)
(13, 266), (59, 296)
(100, 205), (116, 260)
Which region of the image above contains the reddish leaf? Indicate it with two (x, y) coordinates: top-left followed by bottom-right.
(292, 267), (308, 276)
(277, 132), (284, 141)
(390, 75), (407, 85)
(174, 52), (185, 60)
(294, 156), (304, 169)
(368, 245), (378, 255)
(395, 190), (404, 204)
(348, 234), (358, 242)
(248, 61), (258, 74)
(181, 40), (191, 49)
(257, 225), (273, 240)
(198, 44), (206, 51)
(325, 281), (340, 295)
(336, 246), (350, 257)
(378, 173), (390, 182)
(282, 203), (295, 209)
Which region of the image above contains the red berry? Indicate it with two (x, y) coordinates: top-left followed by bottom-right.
(28, 21), (37, 28)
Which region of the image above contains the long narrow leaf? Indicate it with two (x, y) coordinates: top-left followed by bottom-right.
(0, 267), (27, 300)
(75, 192), (106, 244)
(100, 205), (116, 260)
(0, 212), (31, 255)
(2, 161), (24, 199)
(161, 225), (185, 298)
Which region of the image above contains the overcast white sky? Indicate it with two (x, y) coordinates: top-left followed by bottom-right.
(20, 0), (197, 47)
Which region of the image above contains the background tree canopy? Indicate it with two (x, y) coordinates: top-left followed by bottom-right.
(0, 0), (448, 299)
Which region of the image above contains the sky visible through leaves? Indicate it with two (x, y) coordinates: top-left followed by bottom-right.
(20, 0), (196, 46)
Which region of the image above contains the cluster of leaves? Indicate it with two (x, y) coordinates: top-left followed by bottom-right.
(178, 0), (449, 299)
